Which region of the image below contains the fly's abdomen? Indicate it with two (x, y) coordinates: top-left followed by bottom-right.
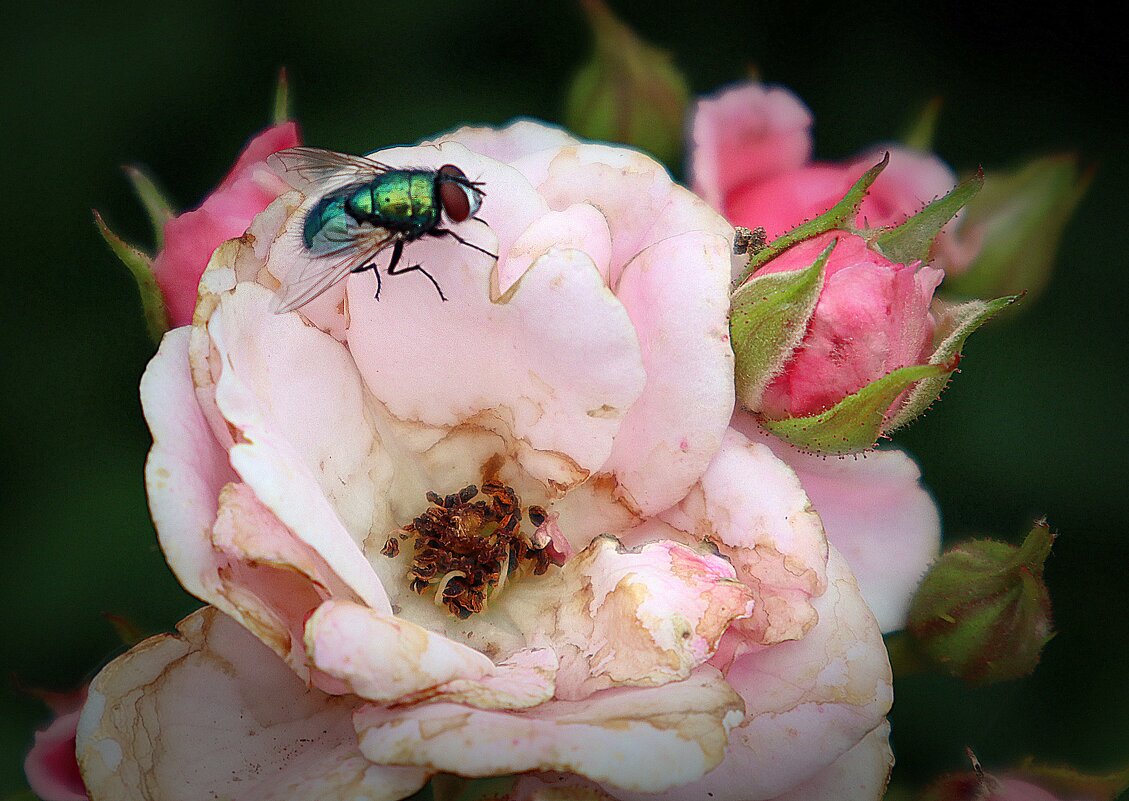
(303, 193), (351, 252)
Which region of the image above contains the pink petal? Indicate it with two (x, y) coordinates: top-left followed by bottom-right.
(304, 599), (496, 703)
(661, 546), (891, 801)
(653, 428), (828, 645)
(77, 607), (429, 801)
(345, 151), (647, 490)
(740, 416), (941, 632)
(426, 119), (580, 164)
(202, 282), (389, 612)
(353, 667), (742, 792)
(141, 327), (235, 608)
(512, 144), (737, 515)
(25, 710), (87, 801)
(506, 535), (754, 700)
(689, 82), (815, 212)
(767, 721), (893, 801)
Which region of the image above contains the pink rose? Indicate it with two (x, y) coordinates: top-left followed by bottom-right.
(151, 121), (300, 327)
(755, 231), (944, 420)
(77, 122), (892, 800)
(24, 688), (88, 801)
(690, 81), (975, 271)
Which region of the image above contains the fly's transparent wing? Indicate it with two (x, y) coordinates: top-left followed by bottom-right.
(270, 226), (398, 314)
(267, 147), (396, 193)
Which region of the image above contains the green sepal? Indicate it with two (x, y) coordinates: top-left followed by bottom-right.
(565, 0), (690, 166)
(871, 168), (984, 266)
(736, 153), (889, 285)
(1013, 758), (1129, 801)
(900, 96), (943, 151)
(731, 241), (830, 411)
(760, 361), (949, 455)
(94, 210), (169, 343)
(907, 521), (1055, 685)
(944, 154), (1093, 302)
(885, 294), (1019, 432)
(273, 66), (291, 124)
(123, 165), (175, 248)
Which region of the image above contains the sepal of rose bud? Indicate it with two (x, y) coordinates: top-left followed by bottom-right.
(907, 520), (1055, 685)
(942, 154), (1093, 302)
(759, 360), (952, 454)
(93, 209), (170, 343)
(731, 240), (830, 411)
(565, 0), (690, 165)
(884, 293), (1019, 432)
(868, 168), (984, 267)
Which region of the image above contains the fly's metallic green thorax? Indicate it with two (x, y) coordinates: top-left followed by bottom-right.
(303, 170), (441, 252)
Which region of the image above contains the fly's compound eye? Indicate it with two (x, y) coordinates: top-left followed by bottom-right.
(437, 164), (483, 223)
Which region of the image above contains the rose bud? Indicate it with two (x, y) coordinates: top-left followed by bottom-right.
(730, 156), (1013, 454)
(907, 521), (1055, 685)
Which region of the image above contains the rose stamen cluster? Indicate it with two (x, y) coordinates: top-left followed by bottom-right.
(398, 481), (552, 618)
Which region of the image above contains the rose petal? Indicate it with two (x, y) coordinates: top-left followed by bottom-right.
(767, 721), (893, 801)
(427, 119), (581, 165)
(153, 122), (298, 327)
(740, 416), (941, 631)
(202, 282), (389, 614)
(77, 607), (429, 801)
(347, 218), (646, 491)
(650, 546), (891, 801)
(512, 144), (736, 514)
(353, 667), (742, 792)
(142, 327), (236, 606)
(654, 428), (828, 645)
(304, 599), (495, 703)
(688, 82), (814, 212)
(599, 230), (736, 514)
(503, 535), (754, 699)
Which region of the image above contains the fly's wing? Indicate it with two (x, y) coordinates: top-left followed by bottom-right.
(270, 227), (398, 314)
(267, 147), (396, 193)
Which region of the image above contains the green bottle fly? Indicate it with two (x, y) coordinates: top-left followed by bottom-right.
(265, 147), (496, 313)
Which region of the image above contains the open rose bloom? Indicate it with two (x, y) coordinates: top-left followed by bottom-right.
(77, 122), (894, 800)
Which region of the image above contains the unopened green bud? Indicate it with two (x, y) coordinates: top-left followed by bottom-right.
(907, 521), (1055, 685)
(565, 0), (690, 165)
(944, 154), (1093, 303)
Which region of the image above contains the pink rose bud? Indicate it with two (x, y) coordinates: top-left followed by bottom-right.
(24, 688), (88, 801)
(753, 231), (943, 421)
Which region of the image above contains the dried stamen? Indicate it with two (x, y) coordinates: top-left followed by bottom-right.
(390, 482), (557, 617)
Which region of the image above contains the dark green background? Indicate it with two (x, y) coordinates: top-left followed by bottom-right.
(2, 2), (1125, 797)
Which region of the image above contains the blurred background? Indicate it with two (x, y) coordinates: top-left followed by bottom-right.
(2, 1), (1125, 797)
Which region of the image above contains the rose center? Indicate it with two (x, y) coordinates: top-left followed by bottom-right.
(383, 481), (559, 618)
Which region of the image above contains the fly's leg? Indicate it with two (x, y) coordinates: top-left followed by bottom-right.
(430, 227), (498, 261)
(387, 254), (448, 302)
(358, 241), (405, 301)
